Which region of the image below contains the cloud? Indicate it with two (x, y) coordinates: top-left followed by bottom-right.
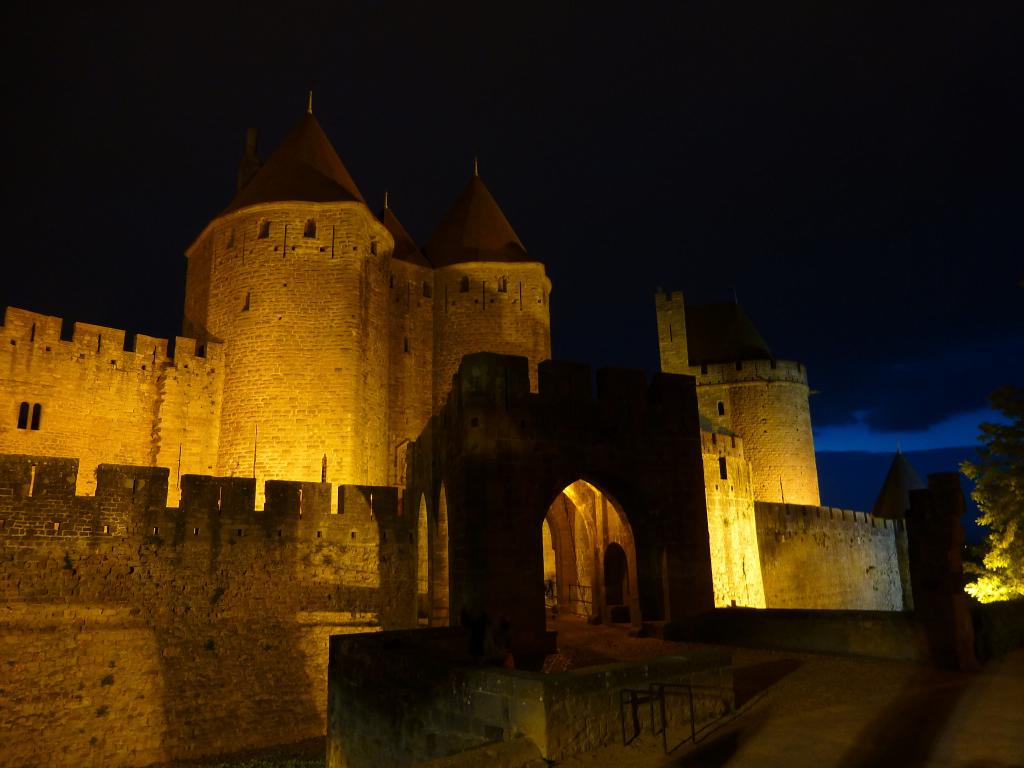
(811, 332), (1024, 432)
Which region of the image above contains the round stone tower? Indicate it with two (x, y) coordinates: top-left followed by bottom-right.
(183, 111), (394, 501)
(656, 292), (820, 506)
(424, 166), (552, 408)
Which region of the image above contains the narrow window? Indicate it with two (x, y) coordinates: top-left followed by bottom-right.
(17, 402), (29, 429)
(370, 241), (377, 256)
(257, 221), (270, 239)
(423, 282), (432, 298)
(497, 276), (508, 293)
(717, 401), (725, 416)
(389, 273), (394, 288)
(403, 337), (410, 353)
(303, 219), (316, 238)
(242, 291), (251, 312)
(459, 276), (469, 293)
(700, 364), (708, 375)
(735, 361), (743, 371)
(30, 404), (41, 431)
(227, 228), (235, 248)
(30, 323), (36, 342)
(719, 457), (728, 480)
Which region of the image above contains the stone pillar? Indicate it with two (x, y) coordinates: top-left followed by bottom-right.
(907, 473), (977, 670)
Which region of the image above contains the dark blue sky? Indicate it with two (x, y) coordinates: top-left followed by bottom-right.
(2, 1), (1021, 453)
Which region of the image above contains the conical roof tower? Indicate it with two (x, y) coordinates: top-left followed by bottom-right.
(872, 450), (926, 519)
(424, 166), (529, 266)
(224, 112), (365, 214)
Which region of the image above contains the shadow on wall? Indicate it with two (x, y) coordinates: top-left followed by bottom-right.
(0, 457), (418, 766)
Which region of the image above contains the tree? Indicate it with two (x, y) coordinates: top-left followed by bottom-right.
(962, 386), (1024, 603)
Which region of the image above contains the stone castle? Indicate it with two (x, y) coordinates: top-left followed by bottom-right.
(0, 106), (925, 766)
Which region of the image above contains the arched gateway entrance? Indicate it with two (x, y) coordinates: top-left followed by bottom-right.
(542, 480), (641, 626)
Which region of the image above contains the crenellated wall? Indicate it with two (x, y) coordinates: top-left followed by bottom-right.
(0, 454), (418, 767)
(0, 308), (222, 506)
(754, 501), (905, 610)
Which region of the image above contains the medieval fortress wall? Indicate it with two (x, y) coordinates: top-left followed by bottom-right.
(0, 455), (419, 767)
(655, 288), (905, 611)
(185, 202), (395, 498)
(0, 307), (223, 505)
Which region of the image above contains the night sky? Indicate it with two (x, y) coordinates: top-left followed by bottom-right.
(2, 2), (1021, 474)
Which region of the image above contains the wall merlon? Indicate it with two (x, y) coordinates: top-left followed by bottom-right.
(1, 305), (221, 371)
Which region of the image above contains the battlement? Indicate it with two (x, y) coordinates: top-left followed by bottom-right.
(693, 358), (807, 386)
(448, 353), (699, 434)
(1, 306), (222, 371)
(0, 453), (409, 546)
(700, 429), (745, 458)
(754, 501), (904, 533)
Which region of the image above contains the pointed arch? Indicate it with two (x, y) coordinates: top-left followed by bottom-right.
(431, 484), (450, 626)
(416, 494), (429, 625)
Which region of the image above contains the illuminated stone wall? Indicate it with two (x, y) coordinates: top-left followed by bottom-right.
(0, 308), (222, 506)
(755, 501), (905, 610)
(184, 203), (395, 505)
(696, 360), (820, 506)
(432, 262), (551, 407)
(0, 455), (418, 767)
(653, 291), (820, 507)
(387, 259), (434, 486)
(701, 431), (766, 608)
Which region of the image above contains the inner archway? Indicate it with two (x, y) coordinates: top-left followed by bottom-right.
(542, 480), (640, 626)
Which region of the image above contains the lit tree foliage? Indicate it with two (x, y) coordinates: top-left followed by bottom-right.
(962, 386), (1024, 603)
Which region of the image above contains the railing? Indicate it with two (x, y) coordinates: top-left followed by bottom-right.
(618, 670), (734, 754)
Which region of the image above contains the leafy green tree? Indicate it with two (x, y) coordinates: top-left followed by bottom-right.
(962, 386), (1024, 603)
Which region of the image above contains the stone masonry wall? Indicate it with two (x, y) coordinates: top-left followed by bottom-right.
(0, 308), (222, 507)
(701, 431), (766, 608)
(184, 202), (395, 505)
(754, 501), (904, 610)
(388, 259), (435, 486)
(0, 455), (418, 767)
(432, 262), (551, 409)
(696, 361), (820, 506)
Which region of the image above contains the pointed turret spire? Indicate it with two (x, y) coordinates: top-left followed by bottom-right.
(222, 111), (365, 213)
(423, 167), (529, 267)
(872, 450), (925, 519)
(379, 200), (430, 268)
(307, 90), (313, 114)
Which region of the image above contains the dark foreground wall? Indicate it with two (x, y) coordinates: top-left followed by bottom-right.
(683, 608), (931, 662)
(0, 456), (417, 767)
(327, 628), (733, 767)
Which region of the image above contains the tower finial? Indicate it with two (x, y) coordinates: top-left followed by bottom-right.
(307, 90), (313, 115)
(473, 156), (479, 177)
(383, 189), (390, 210)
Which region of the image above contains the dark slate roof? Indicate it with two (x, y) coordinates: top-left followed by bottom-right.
(223, 114), (365, 214)
(424, 174), (530, 267)
(684, 303), (773, 365)
(871, 450), (926, 519)
(379, 205), (431, 269)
